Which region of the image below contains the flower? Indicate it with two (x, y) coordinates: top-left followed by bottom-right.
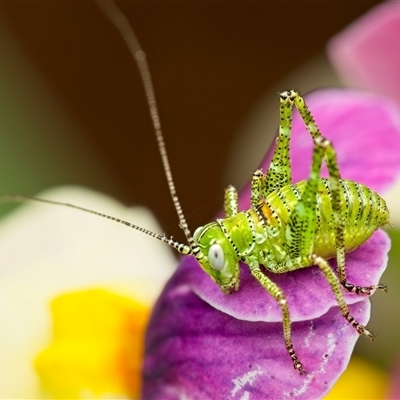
(328, 0), (400, 226)
(142, 89), (400, 399)
(0, 187), (176, 399)
(328, 1), (400, 106)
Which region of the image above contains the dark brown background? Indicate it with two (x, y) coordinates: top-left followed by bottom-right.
(0, 1), (382, 241)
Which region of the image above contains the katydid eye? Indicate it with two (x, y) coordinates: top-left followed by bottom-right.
(208, 244), (225, 271)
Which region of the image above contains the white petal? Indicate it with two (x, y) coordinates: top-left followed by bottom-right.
(0, 186), (176, 398)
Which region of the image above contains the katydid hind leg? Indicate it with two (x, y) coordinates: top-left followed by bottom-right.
(290, 92), (387, 297)
(262, 92), (295, 196)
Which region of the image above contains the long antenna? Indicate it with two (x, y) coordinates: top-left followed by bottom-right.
(96, 1), (195, 248)
(0, 1), (199, 258)
(0, 194), (192, 255)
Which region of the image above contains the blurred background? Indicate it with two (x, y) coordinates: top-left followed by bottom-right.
(2, 0), (399, 390)
(0, 1), (384, 240)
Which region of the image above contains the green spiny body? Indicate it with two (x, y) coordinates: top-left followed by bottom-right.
(265, 178), (389, 261)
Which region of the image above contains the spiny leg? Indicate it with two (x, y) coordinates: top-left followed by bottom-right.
(341, 281), (387, 296)
(279, 98), (375, 336)
(249, 263), (306, 374)
(248, 89), (297, 208)
(282, 138), (375, 338)
(289, 91), (386, 296)
(260, 91), (295, 197)
(250, 170), (266, 207)
(224, 185), (239, 217)
(311, 255), (375, 340)
(250, 89), (320, 205)
(288, 91), (345, 265)
(285, 132), (327, 259)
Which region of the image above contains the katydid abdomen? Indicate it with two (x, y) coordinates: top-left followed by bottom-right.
(257, 178), (389, 262)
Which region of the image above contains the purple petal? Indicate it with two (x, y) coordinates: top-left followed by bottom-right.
(328, 2), (400, 105)
(239, 89), (400, 210)
(143, 285), (370, 400)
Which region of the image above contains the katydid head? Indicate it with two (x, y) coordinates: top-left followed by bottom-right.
(193, 223), (240, 294)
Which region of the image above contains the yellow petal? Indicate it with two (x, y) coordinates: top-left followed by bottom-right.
(35, 288), (149, 399)
(325, 356), (388, 400)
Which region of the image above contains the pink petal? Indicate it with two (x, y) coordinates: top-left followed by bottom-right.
(328, 2), (400, 105)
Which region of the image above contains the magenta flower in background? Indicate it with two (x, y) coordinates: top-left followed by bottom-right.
(142, 89), (400, 400)
(328, 1), (400, 105)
